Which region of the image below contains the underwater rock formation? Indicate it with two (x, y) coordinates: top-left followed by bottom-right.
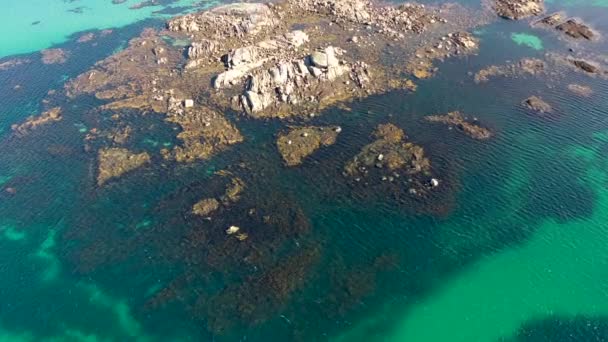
(474, 58), (545, 83)
(97, 147), (150, 185)
(276, 126), (341, 166)
(425, 111), (492, 140)
(11, 107), (62, 137)
(41, 48), (69, 64)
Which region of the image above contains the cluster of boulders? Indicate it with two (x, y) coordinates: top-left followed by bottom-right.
(474, 58), (545, 83)
(276, 126), (341, 166)
(425, 111), (492, 140)
(11, 107), (62, 137)
(292, 0), (442, 36)
(408, 32), (479, 79)
(97, 147), (150, 185)
(168, 3), (278, 37)
(494, 0), (544, 20)
(537, 13), (595, 40)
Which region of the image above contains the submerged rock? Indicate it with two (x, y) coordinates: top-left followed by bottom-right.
(567, 83), (593, 97)
(276, 126), (341, 166)
(41, 48), (68, 64)
(425, 111), (492, 140)
(522, 95), (552, 114)
(12, 107), (62, 137)
(97, 147), (150, 186)
(474, 58), (545, 83)
(494, 0), (544, 20)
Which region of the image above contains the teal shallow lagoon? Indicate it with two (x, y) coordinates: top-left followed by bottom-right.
(0, 0), (211, 59)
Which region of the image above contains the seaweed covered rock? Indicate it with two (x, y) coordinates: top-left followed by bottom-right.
(192, 198), (221, 216)
(276, 126), (341, 166)
(425, 111), (492, 140)
(97, 148), (150, 185)
(344, 123), (430, 179)
(494, 0), (544, 20)
(474, 58), (545, 83)
(11, 107), (62, 137)
(162, 102), (243, 163)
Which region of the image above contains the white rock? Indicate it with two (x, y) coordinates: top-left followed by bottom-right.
(226, 225), (240, 235)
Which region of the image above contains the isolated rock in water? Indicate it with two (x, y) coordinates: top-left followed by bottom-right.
(556, 19), (595, 40)
(494, 0), (544, 20)
(345, 123), (430, 178)
(276, 126), (341, 166)
(425, 111), (492, 140)
(192, 198), (220, 216)
(537, 13), (595, 40)
(522, 95), (552, 113)
(97, 148), (150, 185)
(571, 59), (599, 73)
(41, 48), (68, 64)
(77, 33), (95, 43)
(567, 84), (593, 97)
(12, 107), (62, 137)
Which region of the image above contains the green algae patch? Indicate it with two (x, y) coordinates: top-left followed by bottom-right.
(511, 33), (544, 50)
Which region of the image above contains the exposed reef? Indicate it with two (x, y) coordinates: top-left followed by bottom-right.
(161, 101), (243, 163)
(56, 0), (485, 184)
(474, 58), (545, 83)
(97, 147), (150, 186)
(276, 126), (341, 166)
(494, 0), (544, 20)
(407, 31), (479, 79)
(425, 111), (492, 140)
(41, 48), (69, 64)
(522, 95), (552, 114)
(344, 123), (433, 195)
(11, 107), (62, 137)
(0, 58), (31, 71)
(567, 83), (593, 97)
(537, 13), (596, 40)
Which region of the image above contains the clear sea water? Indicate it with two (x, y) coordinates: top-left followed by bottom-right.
(1, 0), (608, 341)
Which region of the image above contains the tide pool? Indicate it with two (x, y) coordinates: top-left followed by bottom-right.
(0, 0), (215, 59)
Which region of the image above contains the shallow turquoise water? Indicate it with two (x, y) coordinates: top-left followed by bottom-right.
(0, 0), (210, 58)
(1, 0), (608, 341)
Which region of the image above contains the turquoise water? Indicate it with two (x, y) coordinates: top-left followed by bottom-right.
(1, 0), (608, 341)
(0, 0), (210, 58)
